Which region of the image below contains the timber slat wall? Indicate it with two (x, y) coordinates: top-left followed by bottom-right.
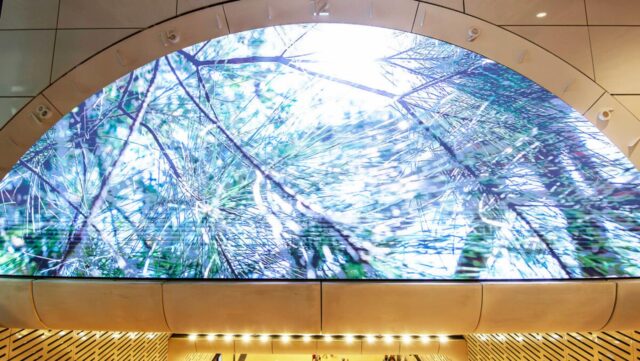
(468, 330), (640, 361)
(0, 328), (168, 361)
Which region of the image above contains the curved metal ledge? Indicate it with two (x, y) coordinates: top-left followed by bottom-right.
(1, 278), (638, 334)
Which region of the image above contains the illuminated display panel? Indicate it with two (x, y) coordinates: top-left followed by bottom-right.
(1, 24), (639, 279)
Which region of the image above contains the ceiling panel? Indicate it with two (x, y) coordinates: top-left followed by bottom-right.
(590, 26), (640, 94)
(464, 0), (587, 25)
(0, 30), (55, 96)
(178, 0), (227, 14)
(0, 0), (59, 29)
(52, 28), (139, 80)
(586, 0), (640, 25)
(616, 95), (640, 121)
(58, 0), (177, 28)
(424, 0), (463, 12)
(0, 97), (30, 128)
(506, 26), (594, 78)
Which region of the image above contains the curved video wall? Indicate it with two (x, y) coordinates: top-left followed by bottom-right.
(0, 24), (639, 279)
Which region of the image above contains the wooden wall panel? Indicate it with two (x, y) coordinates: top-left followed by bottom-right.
(468, 330), (640, 361)
(0, 329), (9, 361)
(0, 328), (169, 361)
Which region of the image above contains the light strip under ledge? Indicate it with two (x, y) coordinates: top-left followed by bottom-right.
(177, 334), (460, 343)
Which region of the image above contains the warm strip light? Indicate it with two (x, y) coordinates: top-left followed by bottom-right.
(536, 12), (547, 18)
(175, 333), (464, 343)
(366, 335), (376, 344)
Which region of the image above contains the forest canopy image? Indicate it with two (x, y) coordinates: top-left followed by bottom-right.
(0, 24), (639, 279)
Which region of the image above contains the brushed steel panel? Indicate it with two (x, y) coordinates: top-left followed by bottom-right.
(163, 282), (321, 334)
(33, 280), (169, 331)
(322, 283), (481, 334)
(476, 282), (616, 333)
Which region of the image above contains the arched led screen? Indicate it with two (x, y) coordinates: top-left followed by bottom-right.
(1, 24), (639, 279)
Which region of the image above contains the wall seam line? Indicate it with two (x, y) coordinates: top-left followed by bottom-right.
(221, 3), (231, 34)
(410, 0), (420, 31)
(472, 283), (484, 333)
(41, 93), (63, 116)
(599, 281), (619, 331)
(29, 279), (48, 329)
(583, 0), (597, 82)
(582, 91), (606, 115)
(320, 281), (323, 332)
(48, 0), (62, 84)
(160, 282), (172, 333)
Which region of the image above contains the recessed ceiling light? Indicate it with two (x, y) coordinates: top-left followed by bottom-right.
(366, 335), (376, 344)
(536, 12), (547, 18)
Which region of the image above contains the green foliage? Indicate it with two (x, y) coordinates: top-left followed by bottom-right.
(0, 24), (639, 279)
